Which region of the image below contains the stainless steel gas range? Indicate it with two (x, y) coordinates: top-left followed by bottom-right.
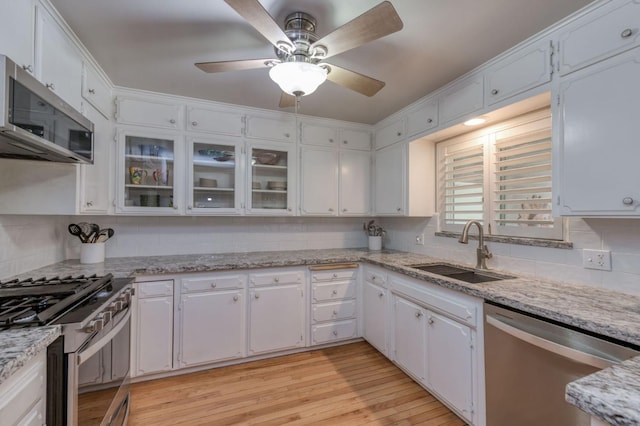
(0, 273), (134, 426)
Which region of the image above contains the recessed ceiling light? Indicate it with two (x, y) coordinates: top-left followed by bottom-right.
(463, 117), (487, 126)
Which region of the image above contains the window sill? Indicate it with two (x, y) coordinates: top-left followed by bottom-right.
(435, 231), (573, 249)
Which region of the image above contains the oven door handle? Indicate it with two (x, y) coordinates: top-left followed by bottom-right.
(486, 314), (615, 370)
(77, 309), (131, 366)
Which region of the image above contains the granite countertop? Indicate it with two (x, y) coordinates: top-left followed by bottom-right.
(0, 326), (61, 385)
(5, 248), (640, 424)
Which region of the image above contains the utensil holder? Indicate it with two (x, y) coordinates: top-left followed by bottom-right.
(80, 242), (105, 264)
(368, 236), (382, 251)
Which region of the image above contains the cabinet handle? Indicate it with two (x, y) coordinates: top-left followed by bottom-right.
(332, 290), (338, 295)
(187, 205), (192, 210)
(284, 133), (290, 138)
(46, 83), (55, 90)
(191, 121), (198, 126)
(210, 282), (217, 288)
(621, 28), (634, 38)
(342, 140), (348, 145)
(491, 88), (499, 95)
(169, 118), (176, 124)
(254, 293), (260, 299)
(22, 64), (33, 73)
(86, 201), (93, 207)
(287, 207), (292, 212)
(396, 207), (402, 212)
(332, 273), (338, 278)
(329, 138), (334, 143)
(333, 310), (338, 316)
(233, 295), (239, 302)
(173, 205), (178, 210)
(427, 118), (433, 123)
(378, 292), (384, 298)
(332, 330), (338, 336)
(328, 207), (334, 212)
(428, 316), (434, 325)
(342, 208), (347, 213)
(622, 197), (634, 205)
(415, 311), (423, 318)
(396, 131), (402, 137)
(274, 277), (279, 283)
(88, 88), (96, 94)
(371, 276), (377, 281)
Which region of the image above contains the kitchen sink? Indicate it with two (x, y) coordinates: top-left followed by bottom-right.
(408, 263), (514, 283)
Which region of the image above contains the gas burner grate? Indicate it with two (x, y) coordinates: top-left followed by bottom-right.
(0, 274), (102, 288)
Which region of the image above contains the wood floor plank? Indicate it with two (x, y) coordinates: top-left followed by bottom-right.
(129, 342), (466, 425)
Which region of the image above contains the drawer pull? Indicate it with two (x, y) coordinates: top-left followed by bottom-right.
(254, 294), (260, 299)
(88, 88), (96, 94)
(491, 88), (499, 95)
(332, 330), (338, 336)
(428, 316), (434, 325)
(274, 277), (279, 283)
(233, 295), (239, 302)
(333, 310), (338, 316)
(621, 28), (633, 38)
(332, 273), (338, 278)
(622, 197), (634, 205)
(332, 290), (338, 296)
(169, 118), (176, 124)
(191, 121), (198, 126)
(211, 282), (217, 288)
(415, 311), (423, 318)
(378, 292), (384, 298)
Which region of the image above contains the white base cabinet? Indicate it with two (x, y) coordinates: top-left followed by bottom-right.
(392, 295), (427, 383)
(0, 351), (45, 426)
(362, 266), (389, 356)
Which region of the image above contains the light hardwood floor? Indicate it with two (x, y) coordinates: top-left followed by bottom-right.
(128, 342), (466, 425)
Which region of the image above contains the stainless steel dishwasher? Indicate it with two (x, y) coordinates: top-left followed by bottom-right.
(484, 302), (639, 426)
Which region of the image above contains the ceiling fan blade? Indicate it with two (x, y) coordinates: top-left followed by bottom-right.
(311, 1), (403, 59)
(279, 92), (297, 108)
(195, 58), (272, 73)
(325, 64), (385, 97)
(224, 0), (292, 50)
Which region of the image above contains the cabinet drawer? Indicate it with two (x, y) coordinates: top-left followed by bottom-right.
(0, 352), (45, 426)
(406, 99), (438, 137)
(312, 281), (356, 302)
(300, 123), (338, 147)
(375, 118), (406, 150)
(136, 280), (174, 298)
(245, 114), (295, 142)
(312, 300), (357, 323)
(82, 61), (112, 118)
(559, 0), (640, 75)
(181, 274), (245, 293)
(249, 270), (304, 286)
(186, 106), (244, 136)
(116, 97), (183, 130)
(340, 129), (371, 151)
(364, 269), (387, 286)
(311, 268), (357, 282)
(311, 319), (358, 344)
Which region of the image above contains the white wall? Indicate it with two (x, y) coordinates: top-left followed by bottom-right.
(0, 215), (68, 280)
(380, 215), (640, 296)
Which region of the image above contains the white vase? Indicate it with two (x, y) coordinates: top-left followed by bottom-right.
(80, 242), (105, 264)
(368, 236), (382, 251)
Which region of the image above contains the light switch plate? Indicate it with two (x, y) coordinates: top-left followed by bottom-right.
(582, 249), (612, 271)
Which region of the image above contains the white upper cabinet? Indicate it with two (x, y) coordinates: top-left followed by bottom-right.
(438, 74), (484, 125)
(556, 46), (640, 215)
(374, 143), (405, 215)
(36, 3), (83, 110)
(245, 113), (296, 143)
(340, 128), (371, 150)
(0, 0), (36, 74)
(116, 96), (184, 130)
(339, 150), (371, 216)
(186, 105), (244, 136)
(79, 103), (112, 214)
(300, 146), (338, 215)
(82, 61), (112, 119)
(558, 0), (640, 76)
(406, 99), (438, 138)
(300, 122), (371, 151)
(375, 118), (406, 150)
(485, 39), (552, 105)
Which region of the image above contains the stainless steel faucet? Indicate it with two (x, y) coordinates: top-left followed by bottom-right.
(458, 220), (492, 269)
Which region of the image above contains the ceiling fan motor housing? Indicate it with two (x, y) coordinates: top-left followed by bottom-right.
(276, 12), (325, 64)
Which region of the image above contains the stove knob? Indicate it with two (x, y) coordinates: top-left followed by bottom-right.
(84, 313), (109, 333)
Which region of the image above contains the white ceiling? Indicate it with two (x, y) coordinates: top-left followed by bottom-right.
(50, 0), (593, 124)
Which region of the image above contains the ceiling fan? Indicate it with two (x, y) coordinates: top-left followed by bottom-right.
(195, 0), (404, 108)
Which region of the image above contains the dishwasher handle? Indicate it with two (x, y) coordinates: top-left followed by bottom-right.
(486, 314), (615, 370)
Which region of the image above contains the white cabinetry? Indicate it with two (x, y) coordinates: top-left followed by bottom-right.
(186, 105), (244, 136)
(248, 269), (306, 355)
(116, 96), (183, 130)
(81, 61), (112, 119)
(556, 46), (640, 215)
(36, 3), (83, 110)
(0, 0), (36, 74)
(178, 273), (246, 367)
(485, 39), (552, 105)
(406, 99), (438, 138)
(300, 122), (370, 150)
(374, 143), (405, 215)
(247, 142), (295, 214)
(79, 103), (112, 213)
(310, 266), (359, 345)
(558, 0), (640, 75)
(438, 74), (484, 125)
(132, 280), (174, 377)
(339, 150), (371, 215)
(375, 118), (406, 150)
(245, 113), (295, 142)
(362, 267), (389, 356)
(0, 351), (45, 426)
(392, 295), (427, 383)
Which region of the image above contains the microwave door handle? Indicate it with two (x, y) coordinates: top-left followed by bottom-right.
(77, 309), (131, 366)
(485, 314), (614, 370)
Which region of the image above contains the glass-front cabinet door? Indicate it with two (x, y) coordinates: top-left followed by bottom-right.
(116, 130), (182, 214)
(188, 137), (243, 214)
(247, 143), (295, 214)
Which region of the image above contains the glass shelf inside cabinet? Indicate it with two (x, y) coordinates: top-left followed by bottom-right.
(124, 136), (175, 208)
(192, 142), (237, 209)
(251, 148), (288, 210)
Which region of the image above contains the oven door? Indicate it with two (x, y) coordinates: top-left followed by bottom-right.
(68, 309), (131, 426)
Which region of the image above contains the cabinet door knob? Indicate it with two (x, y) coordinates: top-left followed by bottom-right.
(46, 83), (55, 90)
(378, 292), (384, 298)
(329, 138), (334, 143)
(621, 28), (634, 38)
(427, 118), (433, 123)
(428, 316), (434, 325)
(342, 208), (347, 213)
(342, 140), (348, 145)
(284, 133), (290, 138)
(191, 121), (198, 126)
(415, 311), (423, 318)
(187, 205), (192, 210)
(332, 330), (338, 336)
(396, 131), (402, 136)
(169, 118), (176, 124)
(333, 310), (338, 316)
(22, 64), (33, 73)
(328, 207), (334, 212)
(371, 276), (377, 281)
(254, 293), (260, 299)
(396, 207), (402, 212)
(86, 201), (93, 207)
(332, 290), (338, 295)
(332, 273), (338, 278)
(623, 197), (634, 205)
(210, 282), (217, 288)
(233, 295), (239, 302)
(491, 88), (499, 95)
(88, 88), (96, 94)
(274, 277), (279, 283)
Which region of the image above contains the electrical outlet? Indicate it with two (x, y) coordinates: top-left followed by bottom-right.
(582, 249), (612, 271)
(415, 234), (425, 245)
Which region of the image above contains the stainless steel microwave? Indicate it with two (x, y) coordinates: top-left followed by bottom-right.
(0, 54), (94, 163)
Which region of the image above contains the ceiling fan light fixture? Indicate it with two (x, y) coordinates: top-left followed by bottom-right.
(269, 62), (327, 97)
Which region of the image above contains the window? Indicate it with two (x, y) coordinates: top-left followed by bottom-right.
(437, 109), (562, 240)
